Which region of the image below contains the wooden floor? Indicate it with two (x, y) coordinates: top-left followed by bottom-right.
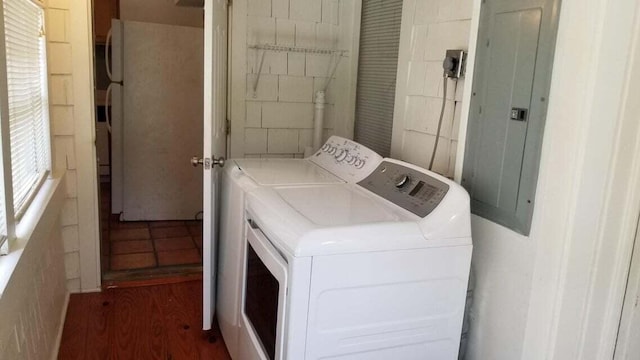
(58, 280), (231, 360)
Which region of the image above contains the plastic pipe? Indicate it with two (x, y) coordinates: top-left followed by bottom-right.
(313, 90), (326, 151)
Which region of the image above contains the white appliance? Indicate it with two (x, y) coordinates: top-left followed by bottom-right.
(214, 136), (383, 357)
(238, 158), (472, 360)
(107, 19), (204, 220)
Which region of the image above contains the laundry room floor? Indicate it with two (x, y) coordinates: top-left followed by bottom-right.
(57, 280), (230, 359)
(100, 183), (204, 282)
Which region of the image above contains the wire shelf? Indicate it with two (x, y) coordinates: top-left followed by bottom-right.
(248, 44), (348, 56)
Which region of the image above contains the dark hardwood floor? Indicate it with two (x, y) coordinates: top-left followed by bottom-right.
(58, 280), (231, 360)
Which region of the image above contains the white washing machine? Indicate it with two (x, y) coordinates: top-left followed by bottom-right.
(237, 158), (472, 360)
(216, 136), (383, 358)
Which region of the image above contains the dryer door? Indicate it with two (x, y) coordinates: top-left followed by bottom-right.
(240, 223), (288, 360)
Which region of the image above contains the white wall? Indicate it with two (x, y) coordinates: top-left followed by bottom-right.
(47, 0), (100, 292)
(0, 179), (68, 359)
(46, 0), (83, 291)
(457, 0), (640, 359)
(229, 0), (361, 158)
(120, 0), (204, 28)
(391, 0), (472, 177)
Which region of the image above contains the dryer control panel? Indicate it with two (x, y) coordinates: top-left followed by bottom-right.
(310, 136), (382, 183)
(358, 160), (450, 217)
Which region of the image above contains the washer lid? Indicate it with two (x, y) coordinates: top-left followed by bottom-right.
(235, 159), (343, 186)
(274, 185), (401, 226)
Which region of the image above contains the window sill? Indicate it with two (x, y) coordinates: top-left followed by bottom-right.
(0, 176), (64, 297)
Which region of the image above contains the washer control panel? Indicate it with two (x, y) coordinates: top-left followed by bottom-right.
(358, 160), (450, 217)
(310, 136), (382, 183)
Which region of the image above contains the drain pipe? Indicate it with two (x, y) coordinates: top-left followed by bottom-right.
(312, 90), (326, 152)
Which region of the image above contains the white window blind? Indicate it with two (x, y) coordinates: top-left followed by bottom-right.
(353, 0), (403, 157)
(3, 0), (49, 216)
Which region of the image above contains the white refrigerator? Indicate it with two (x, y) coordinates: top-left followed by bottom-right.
(107, 19), (204, 221)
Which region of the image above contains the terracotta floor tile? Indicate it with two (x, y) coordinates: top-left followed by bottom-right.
(154, 237), (196, 252)
(111, 240), (154, 255)
(110, 228), (151, 241)
(110, 253), (156, 271)
(157, 248), (201, 267)
(109, 220), (149, 230)
(150, 226), (190, 239)
(149, 220), (186, 228)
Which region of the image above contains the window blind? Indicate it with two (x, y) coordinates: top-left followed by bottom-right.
(353, 0), (403, 157)
(3, 0), (49, 216)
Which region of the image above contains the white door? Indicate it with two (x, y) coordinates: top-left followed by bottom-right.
(202, 0), (228, 330)
(614, 217), (640, 359)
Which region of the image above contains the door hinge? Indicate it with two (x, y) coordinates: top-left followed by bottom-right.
(226, 118), (231, 135)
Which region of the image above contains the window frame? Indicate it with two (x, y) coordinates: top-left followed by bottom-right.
(0, 0), (51, 254)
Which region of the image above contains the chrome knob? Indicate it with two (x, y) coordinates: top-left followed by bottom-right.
(395, 174), (410, 188)
(191, 156), (225, 168)
(191, 156), (204, 167)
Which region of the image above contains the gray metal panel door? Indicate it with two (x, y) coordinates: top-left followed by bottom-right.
(462, 0), (561, 234)
(121, 21), (204, 221)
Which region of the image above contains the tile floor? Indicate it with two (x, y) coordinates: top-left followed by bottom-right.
(100, 183), (203, 276)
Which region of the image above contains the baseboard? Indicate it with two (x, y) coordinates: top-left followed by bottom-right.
(50, 291), (70, 360)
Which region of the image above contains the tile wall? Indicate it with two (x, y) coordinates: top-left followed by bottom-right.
(239, 0), (356, 158)
(392, 0), (472, 177)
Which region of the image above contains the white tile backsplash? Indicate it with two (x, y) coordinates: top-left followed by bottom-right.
(276, 19), (296, 46)
(246, 101), (262, 127)
(295, 21), (316, 48)
(239, 0), (354, 158)
(247, 16), (276, 45)
(288, 53), (306, 76)
(414, 0), (439, 25)
(407, 61), (427, 95)
(298, 128), (313, 152)
(266, 52), (288, 74)
(248, 0), (272, 17)
(290, 0), (321, 22)
(245, 128), (268, 153)
(424, 20), (471, 61)
(321, 0), (339, 25)
(262, 101), (314, 128)
(273, 0), (290, 18)
(246, 73), (278, 101)
(305, 54), (331, 77)
(268, 128), (300, 153)
(278, 75), (313, 102)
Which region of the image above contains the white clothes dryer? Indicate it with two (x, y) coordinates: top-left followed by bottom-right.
(237, 159), (472, 360)
(215, 136), (382, 358)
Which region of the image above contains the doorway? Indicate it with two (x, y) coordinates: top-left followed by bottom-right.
(92, 0), (206, 283)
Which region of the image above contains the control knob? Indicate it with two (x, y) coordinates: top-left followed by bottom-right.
(335, 150), (348, 162)
(346, 154), (356, 164)
(321, 143), (330, 152)
(395, 174), (411, 189)
(355, 159), (366, 169)
(328, 146), (337, 155)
